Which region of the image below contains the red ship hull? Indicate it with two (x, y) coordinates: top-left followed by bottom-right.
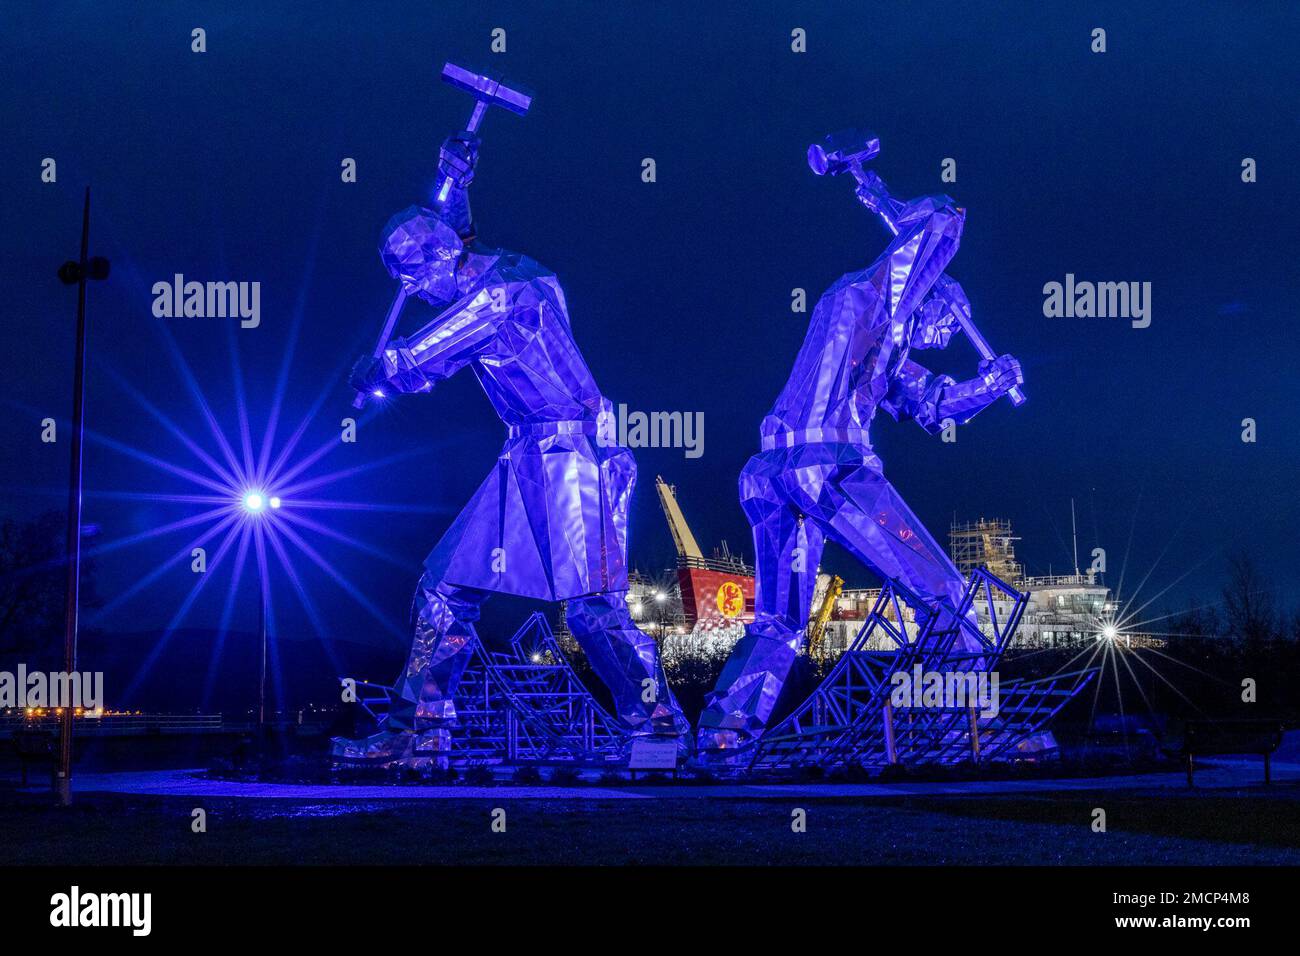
(677, 567), (755, 629)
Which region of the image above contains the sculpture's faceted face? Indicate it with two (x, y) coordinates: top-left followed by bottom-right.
(910, 310), (958, 349)
(380, 205), (463, 303)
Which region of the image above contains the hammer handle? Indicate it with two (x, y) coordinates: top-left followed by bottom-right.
(353, 286), (409, 409)
(435, 100), (490, 206)
(466, 99), (488, 133)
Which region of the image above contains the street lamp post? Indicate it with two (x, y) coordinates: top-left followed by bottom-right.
(257, 558), (267, 730)
(55, 188), (110, 807)
(239, 491), (280, 735)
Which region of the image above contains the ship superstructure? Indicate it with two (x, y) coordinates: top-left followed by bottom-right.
(821, 516), (1158, 652)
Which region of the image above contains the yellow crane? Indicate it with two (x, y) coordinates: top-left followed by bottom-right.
(806, 574), (844, 663)
(654, 476), (705, 561)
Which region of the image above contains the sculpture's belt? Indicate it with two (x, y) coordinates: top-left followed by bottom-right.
(508, 419), (603, 439)
(760, 427), (871, 450)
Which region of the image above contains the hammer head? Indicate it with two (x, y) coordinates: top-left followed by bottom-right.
(807, 129), (881, 176)
(441, 62), (532, 116)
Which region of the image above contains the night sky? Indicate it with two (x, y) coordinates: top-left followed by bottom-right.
(3, 3), (1297, 703)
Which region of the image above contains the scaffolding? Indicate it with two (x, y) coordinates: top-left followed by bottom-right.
(347, 613), (632, 765)
(949, 518), (1024, 583)
(730, 569), (1096, 774)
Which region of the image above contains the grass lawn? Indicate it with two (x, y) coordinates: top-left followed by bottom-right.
(3, 785), (1299, 865)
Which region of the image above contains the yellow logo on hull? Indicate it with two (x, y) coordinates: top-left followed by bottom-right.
(716, 581), (745, 619)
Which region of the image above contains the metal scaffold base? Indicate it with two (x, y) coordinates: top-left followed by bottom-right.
(336, 571), (1092, 775)
(339, 613), (632, 767)
(724, 568), (1096, 775)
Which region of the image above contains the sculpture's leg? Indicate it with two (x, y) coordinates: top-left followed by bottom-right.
(558, 441), (685, 738)
(331, 572), (487, 765)
(601, 441), (636, 584)
(392, 572), (489, 730)
(566, 593), (689, 737)
(698, 451), (824, 750)
(811, 461), (978, 649)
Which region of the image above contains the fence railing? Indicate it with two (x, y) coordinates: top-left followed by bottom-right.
(3, 714), (225, 736)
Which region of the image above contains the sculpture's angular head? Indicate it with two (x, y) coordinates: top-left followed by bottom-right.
(893, 195), (965, 233)
(380, 205), (464, 304)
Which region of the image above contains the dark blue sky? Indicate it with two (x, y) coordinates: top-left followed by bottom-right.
(3, 2), (1298, 671)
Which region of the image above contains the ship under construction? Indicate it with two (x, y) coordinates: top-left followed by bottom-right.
(627, 481), (1158, 657)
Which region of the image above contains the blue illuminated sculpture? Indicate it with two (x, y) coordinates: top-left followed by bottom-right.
(699, 131), (1025, 751)
(337, 66), (685, 765)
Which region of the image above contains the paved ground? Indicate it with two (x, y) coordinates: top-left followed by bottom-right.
(45, 754), (1295, 800)
(6, 734), (1295, 866)
(4, 779), (1298, 865)
(6, 753), (1298, 865)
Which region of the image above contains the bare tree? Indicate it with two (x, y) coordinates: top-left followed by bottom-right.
(1221, 550), (1278, 646)
(1167, 600), (1221, 640)
(0, 511), (69, 657)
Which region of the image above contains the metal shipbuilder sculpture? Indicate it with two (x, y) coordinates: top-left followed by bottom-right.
(338, 66), (685, 764)
(699, 131), (1025, 752)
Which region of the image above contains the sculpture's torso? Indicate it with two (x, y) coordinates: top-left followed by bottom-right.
(404, 249), (607, 428)
(473, 253), (605, 427)
(762, 258), (910, 442)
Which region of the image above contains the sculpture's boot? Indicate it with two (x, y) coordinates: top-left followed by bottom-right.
(331, 575), (486, 767)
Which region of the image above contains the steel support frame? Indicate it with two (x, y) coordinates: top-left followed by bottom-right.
(353, 613), (631, 765)
(742, 569), (1095, 773)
